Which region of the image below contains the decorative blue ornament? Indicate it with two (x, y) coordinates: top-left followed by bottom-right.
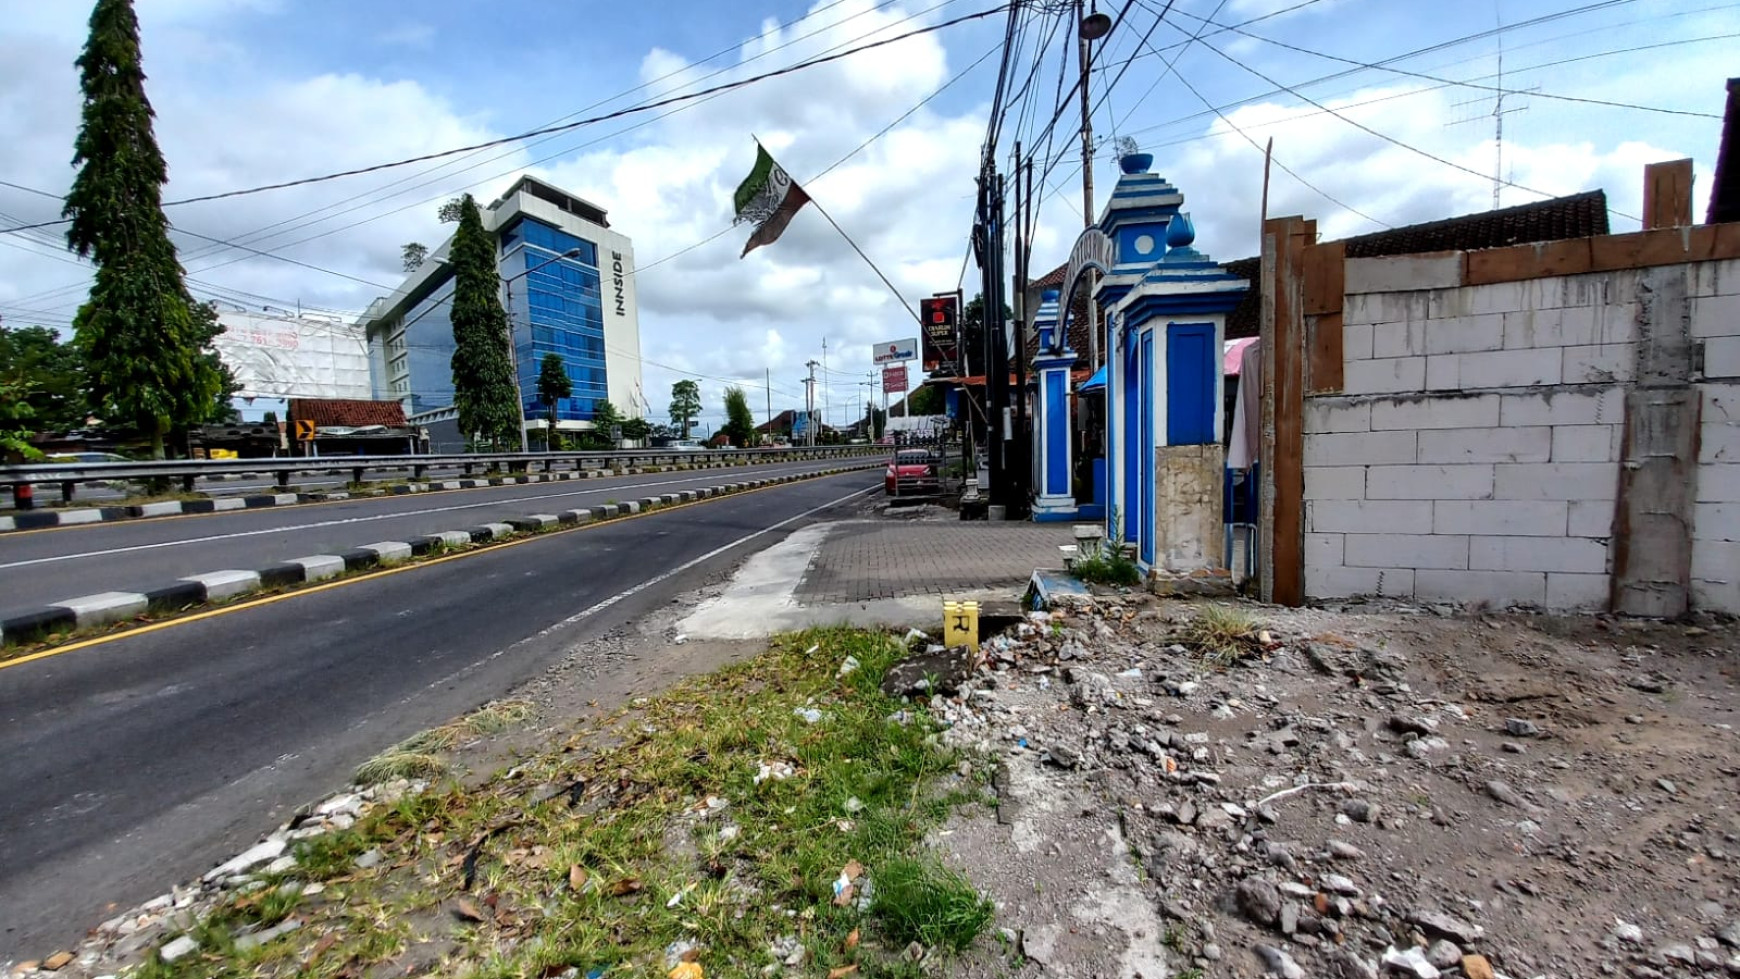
(1166, 212), (1196, 249)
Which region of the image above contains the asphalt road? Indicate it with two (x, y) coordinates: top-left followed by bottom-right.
(0, 470), (879, 959)
(0, 458), (874, 611)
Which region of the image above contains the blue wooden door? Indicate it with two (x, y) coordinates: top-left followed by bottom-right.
(1166, 322), (1216, 445)
(1140, 331), (1155, 567)
(1121, 334), (1140, 544)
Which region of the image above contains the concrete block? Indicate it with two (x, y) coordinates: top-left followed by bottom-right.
(660, 494), (680, 504)
(1305, 564), (1415, 600)
(1546, 572), (1611, 609)
(637, 497), (660, 509)
(1460, 347), (1565, 388)
(51, 591), (149, 628)
(1418, 426), (1551, 464)
(591, 505), (618, 518)
(1305, 430), (1416, 466)
(1494, 462), (1619, 500)
(1306, 500), (1433, 534)
(289, 555), (346, 581)
(1344, 290), (1429, 326)
(1430, 281), (1525, 318)
(271, 493), (298, 505)
(1704, 336), (1740, 379)
(1424, 313), (1505, 354)
(180, 569), (263, 600)
(1503, 307), (1596, 350)
(1562, 343), (1636, 384)
(1425, 354), (1461, 391)
(1342, 356), (1426, 395)
(1304, 466), (1365, 501)
(1691, 294), (1740, 339)
(1372, 320), (1426, 359)
(479, 522), (515, 539)
(1305, 399), (1371, 433)
(1696, 502), (1740, 543)
(1364, 464), (1495, 500)
(1470, 535), (1610, 574)
(1371, 393), (1500, 430)
(1499, 388), (1624, 428)
(57, 509), (104, 525)
(1343, 322), (1374, 361)
(0, 516), (12, 532)
(561, 509), (594, 526)
(1688, 259), (1740, 299)
(361, 541), (413, 564)
(1305, 532), (1344, 568)
(1434, 500), (1568, 536)
(132, 501), (184, 518)
(526, 513), (560, 528)
(679, 491), (697, 502)
(1568, 499), (1614, 539)
(1345, 533), (1470, 570)
(1346, 252), (1463, 295)
(1414, 569), (1546, 606)
(1699, 464), (1740, 503)
(1550, 425), (1621, 463)
(1592, 303), (1640, 344)
(1693, 539), (1740, 612)
(212, 498), (246, 511)
(434, 531), (473, 547)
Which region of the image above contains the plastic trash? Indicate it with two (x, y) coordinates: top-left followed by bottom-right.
(837, 656), (861, 678)
(793, 707), (824, 724)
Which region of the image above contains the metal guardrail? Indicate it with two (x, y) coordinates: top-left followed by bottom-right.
(0, 445), (885, 501)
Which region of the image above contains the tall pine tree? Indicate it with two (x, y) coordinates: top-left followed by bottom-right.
(448, 195), (520, 450)
(62, 0), (225, 459)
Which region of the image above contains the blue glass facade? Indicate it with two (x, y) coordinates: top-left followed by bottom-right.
(502, 218), (609, 422)
(400, 279), (457, 416)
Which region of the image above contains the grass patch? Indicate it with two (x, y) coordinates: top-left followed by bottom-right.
(144, 629), (992, 979)
(1071, 543), (1143, 587)
(353, 699), (536, 784)
(1179, 604), (1263, 667)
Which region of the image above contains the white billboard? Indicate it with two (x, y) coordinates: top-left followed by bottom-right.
(873, 337), (918, 364)
(214, 311), (371, 400)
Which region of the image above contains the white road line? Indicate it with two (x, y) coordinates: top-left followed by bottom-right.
(0, 465), (854, 572)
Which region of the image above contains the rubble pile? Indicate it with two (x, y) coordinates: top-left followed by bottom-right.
(911, 595), (1740, 979)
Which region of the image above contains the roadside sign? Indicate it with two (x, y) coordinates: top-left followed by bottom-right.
(920, 295), (959, 370)
(294, 419), (316, 441)
(882, 365), (908, 393)
(873, 337), (918, 365)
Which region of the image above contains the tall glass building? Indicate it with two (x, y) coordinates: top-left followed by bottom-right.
(359, 176), (643, 443)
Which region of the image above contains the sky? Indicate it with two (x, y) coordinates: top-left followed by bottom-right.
(0, 0), (1733, 432)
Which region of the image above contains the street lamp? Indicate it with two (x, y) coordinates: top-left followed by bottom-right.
(501, 247), (583, 453)
(1077, 0), (1115, 369)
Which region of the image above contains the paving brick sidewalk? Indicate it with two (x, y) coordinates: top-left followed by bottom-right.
(796, 520), (1072, 603)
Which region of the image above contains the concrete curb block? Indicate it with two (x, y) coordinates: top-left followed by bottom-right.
(0, 462), (879, 646)
(1, 453), (883, 533)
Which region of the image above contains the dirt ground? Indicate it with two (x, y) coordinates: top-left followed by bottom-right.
(929, 593), (1740, 979)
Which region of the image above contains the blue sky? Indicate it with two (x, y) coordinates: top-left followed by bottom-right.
(0, 0), (1733, 430)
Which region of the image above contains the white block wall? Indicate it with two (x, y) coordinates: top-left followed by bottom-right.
(1306, 261), (1701, 610)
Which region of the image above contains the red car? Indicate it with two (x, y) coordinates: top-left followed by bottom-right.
(885, 448), (941, 497)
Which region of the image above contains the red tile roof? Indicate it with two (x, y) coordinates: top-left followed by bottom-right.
(288, 398), (408, 428)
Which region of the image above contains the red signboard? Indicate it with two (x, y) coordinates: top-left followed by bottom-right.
(882, 365), (908, 393)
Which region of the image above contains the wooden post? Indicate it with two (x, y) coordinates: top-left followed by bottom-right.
(1643, 159), (1694, 230)
(1259, 215), (1312, 606)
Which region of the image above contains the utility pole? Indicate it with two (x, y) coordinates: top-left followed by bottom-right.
(979, 164), (1011, 513)
(804, 360), (819, 447)
(765, 367), (772, 445)
(822, 337), (831, 436)
(1078, 0), (1110, 369)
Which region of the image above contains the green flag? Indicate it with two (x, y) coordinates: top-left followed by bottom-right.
(732, 143), (811, 258)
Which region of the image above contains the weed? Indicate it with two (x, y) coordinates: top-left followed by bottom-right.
(293, 827), (374, 880)
(1070, 546), (1142, 586)
(870, 856), (996, 952)
(353, 748), (448, 785)
(1180, 605), (1263, 668)
(462, 699), (535, 736)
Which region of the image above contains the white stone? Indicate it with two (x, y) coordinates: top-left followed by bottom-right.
(160, 935), (199, 962)
(1344, 290), (1429, 327)
(1547, 572), (1611, 609)
(1305, 564), (1415, 600)
(1305, 399), (1372, 433)
(1433, 500), (1568, 536)
(1456, 347), (1566, 388)
(361, 541), (413, 563)
(212, 497), (246, 511)
(1346, 253), (1463, 295)
(1364, 464), (1494, 500)
(1304, 533), (1345, 568)
(1343, 356), (1426, 395)
(479, 522), (514, 539)
(1373, 319), (1427, 359)
(1415, 569), (1547, 606)
(1502, 307), (1597, 349)
(1343, 322), (1374, 361)
(134, 501), (185, 517)
(1562, 343), (1637, 383)
(1417, 426), (1551, 464)
(1424, 314), (1505, 355)
(1345, 533), (1469, 570)
(1692, 294), (1740, 338)
(50, 591), (148, 627)
(1307, 500), (1433, 535)
(1494, 462), (1618, 500)
(269, 493), (298, 505)
(1705, 336), (1740, 379)
(204, 839), (287, 881)
(1469, 535), (1610, 574)
(1550, 425), (1621, 463)
(1305, 430), (1417, 466)
(1304, 466), (1366, 501)
(180, 569), (262, 600)
(290, 554), (346, 581)
(1370, 394), (1500, 431)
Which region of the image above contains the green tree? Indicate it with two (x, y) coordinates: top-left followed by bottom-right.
(401, 242), (428, 273)
(591, 398), (623, 440)
(62, 0), (225, 459)
(906, 384), (944, 416)
(669, 379), (701, 438)
(536, 353), (572, 450)
(723, 386), (755, 447)
(447, 194), (520, 450)
(619, 416), (651, 442)
(0, 325), (86, 432)
(863, 400), (886, 440)
(0, 378), (43, 461)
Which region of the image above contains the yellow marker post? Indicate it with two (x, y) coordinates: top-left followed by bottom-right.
(942, 600), (980, 652)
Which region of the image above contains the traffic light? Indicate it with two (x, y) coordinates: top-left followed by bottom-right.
(920, 295), (959, 370)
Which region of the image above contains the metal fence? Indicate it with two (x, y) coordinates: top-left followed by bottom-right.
(1, 444), (884, 502)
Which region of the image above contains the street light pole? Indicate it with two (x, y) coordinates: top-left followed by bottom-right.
(1078, 2), (1113, 370)
(501, 247), (582, 453)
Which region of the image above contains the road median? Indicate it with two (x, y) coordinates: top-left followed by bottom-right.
(0, 465), (874, 652)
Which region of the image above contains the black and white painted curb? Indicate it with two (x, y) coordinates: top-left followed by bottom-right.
(0, 457), (875, 533)
(0, 466), (873, 646)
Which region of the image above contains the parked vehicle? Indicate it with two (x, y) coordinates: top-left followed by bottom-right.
(884, 448), (941, 498)
(670, 440), (705, 451)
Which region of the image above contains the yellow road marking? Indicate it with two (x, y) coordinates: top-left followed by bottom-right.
(0, 469), (876, 672)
